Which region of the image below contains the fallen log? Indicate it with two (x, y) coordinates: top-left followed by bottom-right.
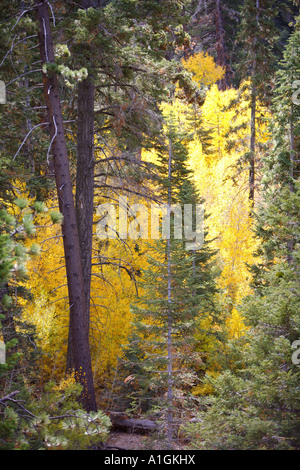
(109, 412), (157, 434)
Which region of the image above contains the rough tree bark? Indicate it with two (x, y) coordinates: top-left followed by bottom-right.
(0, 283), (17, 349)
(35, 0), (97, 412)
(109, 412), (157, 433)
(73, 78), (94, 356)
(74, 0), (95, 347)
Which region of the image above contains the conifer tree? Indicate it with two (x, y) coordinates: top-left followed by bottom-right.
(252, 14), (300, 273)
(183, 20), (300, 449)
(236, 0), (278, 205)
(123, 111), (219, 448)
(0, 0), (200, 412)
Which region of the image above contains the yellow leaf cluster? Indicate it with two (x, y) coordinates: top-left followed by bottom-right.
(148, 81), (270, 341)
(187, 83), (270, 313)
(17, 64), (271, 395)
(22, 193), (149, 391)
(182, 51), (225, 87)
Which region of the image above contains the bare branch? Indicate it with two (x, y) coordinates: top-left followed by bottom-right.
(50, 283), (68, 294)
(0, 35), (38, 68)
(40, 235), (63, 245)
(0, 391), (37, 418)
(94, 183), (160, 203)
(47, 0), (56, 27)
(11, 9), (30, 31)
(47, 115), (57, 165)
(0, 390), (20, 403)
(6, 69), (42, 88)
(92, 258), (139, 294)
(47, 264), (66, 275)
(13, 122), (49, 161)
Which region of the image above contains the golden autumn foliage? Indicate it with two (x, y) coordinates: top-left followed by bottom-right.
(187, 83), (269, 311)
(19, 54), (270, 398)
(181, 51), (225, 87)
(149, 81), (269, 341)
(21, 207), (69, 384)
(21, 192), (149, 393)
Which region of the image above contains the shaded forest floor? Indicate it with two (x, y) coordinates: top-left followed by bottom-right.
(105, 431), (189, 451)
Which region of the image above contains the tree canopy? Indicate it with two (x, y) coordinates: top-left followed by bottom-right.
(0, 0), (299, 452)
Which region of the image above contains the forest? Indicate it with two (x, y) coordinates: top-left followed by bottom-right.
(0, 0), (299, 452)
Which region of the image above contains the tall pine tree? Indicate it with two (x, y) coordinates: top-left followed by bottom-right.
(122, 110), (220, 448)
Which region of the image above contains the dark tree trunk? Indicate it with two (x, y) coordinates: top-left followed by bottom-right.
(0, 283), (25, 389)
(73, 0), (95, 383)
(35, 0), (96, 412)
(0, 283), (17, 348)
(215, 0), (230, 91)
(75, 77), (95, 336)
